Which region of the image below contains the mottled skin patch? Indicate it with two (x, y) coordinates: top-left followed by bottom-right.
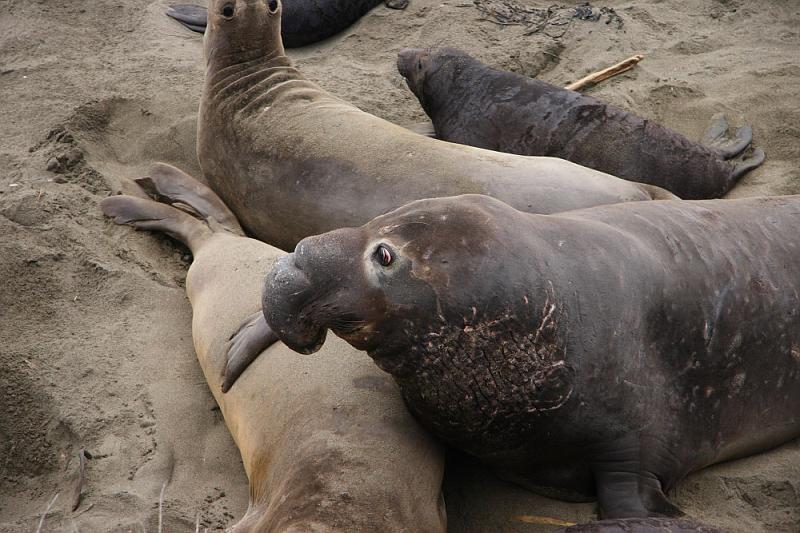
(198, 0), (673, 253)
(397, 47), (764, 200)
(265, 193), (800, 519)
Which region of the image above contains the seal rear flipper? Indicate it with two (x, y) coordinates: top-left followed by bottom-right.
(730, 147), (766, 181)
(101, 195), (212, 255)
(136, 163), (244, 236)
(166, 4), (207, 33)
(593, 468), (683, 519)
(701, 115), (754, 160)
(406, 121), (438, 139)
(223, 311), (279, 392)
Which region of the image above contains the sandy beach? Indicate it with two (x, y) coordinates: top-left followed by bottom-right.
(1, 0), (799, 530)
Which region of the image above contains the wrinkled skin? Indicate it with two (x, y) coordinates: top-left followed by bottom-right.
(168, 0), (407, 47)
(265, 193), (800, 519)
(397, 48), (765, 200)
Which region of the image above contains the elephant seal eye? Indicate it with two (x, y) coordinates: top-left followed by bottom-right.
(268, 0), (278, 12)
(375, 245), (393, 267)
(221, 3), (235, 18)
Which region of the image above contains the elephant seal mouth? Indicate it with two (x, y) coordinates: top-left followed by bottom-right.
(263, 254), (327, 354)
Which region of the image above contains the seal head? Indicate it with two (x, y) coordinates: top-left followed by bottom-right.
(204, 0), (284, 68)
(397, 47), (477, 116)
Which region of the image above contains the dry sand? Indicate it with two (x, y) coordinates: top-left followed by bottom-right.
(1, 0), (799, 531)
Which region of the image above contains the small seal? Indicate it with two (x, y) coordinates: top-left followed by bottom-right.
(397, 47), (765, 199)
(263, 193), (800, 519)
(167, 0), (408, 47)
(101, 176), (445, 532)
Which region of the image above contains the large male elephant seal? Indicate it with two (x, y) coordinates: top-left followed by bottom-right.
(166, 0), (407, 47)
(263, 193), (800, 520)
(100, 176), (446, 532)
(196, 0), (674, 387)
(197, 0), (673, 254)
(397, 48), (765, 199)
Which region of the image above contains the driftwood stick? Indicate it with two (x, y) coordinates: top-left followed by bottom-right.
(565, 54), (644, 92)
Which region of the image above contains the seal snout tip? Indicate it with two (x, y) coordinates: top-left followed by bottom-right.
(397, 48), (424, 78)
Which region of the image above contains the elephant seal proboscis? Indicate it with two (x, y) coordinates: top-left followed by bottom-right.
(100, 174), (446, 532)
(397, 47), (765, 199)
(263, 193), (800, 519)
(167, 0), (407, 47)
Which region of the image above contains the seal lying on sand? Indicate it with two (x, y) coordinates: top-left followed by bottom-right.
(263, 193), (800, 519)
(100, 181), (445, 531)
(167, 0), (407, 46)
(198, 0), (673, 253)
(397, 48), (765, 199)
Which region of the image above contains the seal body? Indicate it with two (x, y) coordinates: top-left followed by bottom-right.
(102, 195), (446, 532)
(198, 0), (672, 252)
(397, 48), (764, 200)
(167, 0), (405, 47)
(263, 193), (800, 518)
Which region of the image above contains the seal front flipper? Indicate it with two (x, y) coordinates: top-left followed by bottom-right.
(166, 4), (208, 33)
(135, 163), (244, 236)
(223, 311), (279, 392)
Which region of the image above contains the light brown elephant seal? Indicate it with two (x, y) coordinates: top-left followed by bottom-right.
(197, 0), (674, 254)
(101, 181), (446, 532)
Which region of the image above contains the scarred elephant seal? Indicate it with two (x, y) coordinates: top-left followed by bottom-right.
(100, 172), (446, 532)
(396, 47), (765, 200)
(263, 193), (800, 520)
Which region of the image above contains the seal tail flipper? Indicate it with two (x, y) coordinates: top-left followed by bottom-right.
(166, 4), (208, 33)
(701, 114), (754, 160)
(101, 195), (213, 256)
(135, 163), (244, 236)
(730, 147), (766, 181)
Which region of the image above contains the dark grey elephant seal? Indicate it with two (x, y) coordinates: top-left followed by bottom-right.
(397, 48), (765, 199)
(263, 193), (800, 519)
(100, 172), (446, 532)
(197, 0), (673, 388)
(167, 0), (407, 47)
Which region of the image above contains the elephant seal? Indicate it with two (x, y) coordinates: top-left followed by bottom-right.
(198, 0), (674, 254)
(100, 180), (445, 531)
(167, 0), (407, 47)
(263, 193), (800, 519)
(397, 48), (765, 199)
(554, 518), (728, 533)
